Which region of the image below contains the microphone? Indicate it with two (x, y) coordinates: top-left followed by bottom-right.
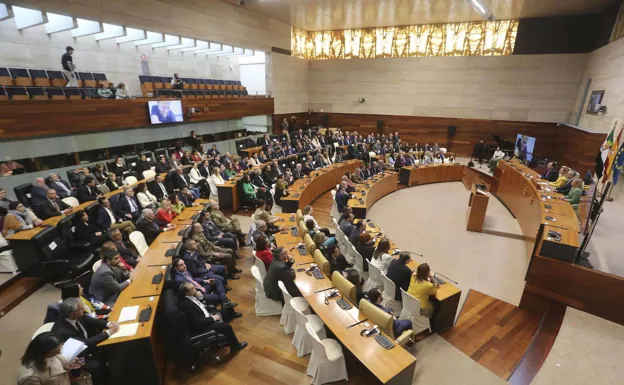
(405, 251), (424, 258)
(434, 272), (458, 285)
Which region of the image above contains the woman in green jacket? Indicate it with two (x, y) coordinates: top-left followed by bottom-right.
(563, 178), (583, 205)
(242, 174), (258, 206)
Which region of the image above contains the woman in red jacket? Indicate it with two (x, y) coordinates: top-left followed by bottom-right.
(156, 198), (177, 224)
(254, 234), (273, 272)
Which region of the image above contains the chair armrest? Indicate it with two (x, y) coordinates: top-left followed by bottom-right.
(396, 330), (415, 347)
(190, 330), (217, 344)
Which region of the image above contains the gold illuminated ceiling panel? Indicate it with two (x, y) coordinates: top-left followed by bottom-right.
(292, 20), (519, 60)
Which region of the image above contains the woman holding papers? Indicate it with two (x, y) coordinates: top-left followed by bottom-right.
(18, 332), (84, 385)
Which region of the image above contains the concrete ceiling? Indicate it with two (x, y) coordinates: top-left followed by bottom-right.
(222, 0), (615, 31)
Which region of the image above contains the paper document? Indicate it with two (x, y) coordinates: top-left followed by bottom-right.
(60, 338), (87, 361)
(109, 323), (139, 339)
(117, 305), (140, 323)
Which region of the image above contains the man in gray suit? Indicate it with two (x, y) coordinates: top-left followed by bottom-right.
(31, 177), (50, 205)
(263, 247), (301, 304)
(90, 242), (132, 306)
(49, 173), (75, 198)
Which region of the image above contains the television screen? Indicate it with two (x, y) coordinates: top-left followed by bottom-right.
(514, 134), (536, 161)
(148, 100), (183, 124)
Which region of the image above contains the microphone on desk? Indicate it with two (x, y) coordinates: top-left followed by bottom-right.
(152, 271), (164, 291)
(434, 272), (458, 285)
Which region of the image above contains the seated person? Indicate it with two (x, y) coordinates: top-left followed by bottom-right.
(313, 231), (336, 251)
(135, 208), (176, 245)
(189, 223), (240, 277)
(171, 258), (236, 308)
(61, 281), (111, 320)
(348, 220), (367, 245)
(39, 189), (73, 219)
(407, 263), (439, 318)
(116, 187), (141, 222)
(169, 193), (185, 215)
(343, 268), (366, 304)
(97, 83), (113, 99)
(199, 211), (239, 257)
(355, 232), (376, 272)
(385, 252), (412, 301)
(108, 228), (139, 268)
(541, 162), (559, 182)
(241, 174), (258, 206)
(325, 244), (351, 274)
(77, 177), (100, 203)
(371, 239), (393, 275)
(96, 196), (135, 235)
(156, 198), (177, 224)
(335, 182), (353, 213)
(337, 206), (353, 225)
(340, 175), (356, 193)
(253, 199), (284, 234)
(50, 298), (120, 385)
(549, 166), (570, 188)
(177, 282), (246, 349)
(73, 210), (108, 247)
(252, 220), (274, 245)
(183, 239), (229, 287)
(555, 170), (577, 195)
(2, 201), (42, 237)
(274, 176), (290, 206)
(207, 202), (243, 235)
(90, 243), (132, 306)
(254, 235), (273, 271)
(178, 187), (197, 207)
(367, 288), (412, 336)
(562, 178), (583, 205)
(488, 146), (505, 173)
(263, 247), (301, 304)
(17, 332), (75, 385)
(48, 173), (75, 198)
(136, 182), (158, 209)
(105, 172), (122, 191)
(339, 213), (356, 237)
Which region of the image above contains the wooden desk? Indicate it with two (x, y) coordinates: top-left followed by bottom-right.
(240, 146), (262, 157)
(273, 216), (417, 385)
(348, 171), (398, 219)
(280, 160), (362, 213)
(466, 184), (489, 232)
(399, 163), (465, 187)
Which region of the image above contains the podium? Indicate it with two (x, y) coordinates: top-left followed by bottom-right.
(466, 184), (489, 232)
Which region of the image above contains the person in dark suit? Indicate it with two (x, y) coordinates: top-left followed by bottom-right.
(206, 144), (220, 157)
(108, 228), (139, 267)
(257, 133), (271, 148)
(76, 177), (100, 203)
(135, 154), (154, 178)
(48, 173), (75, 198)
(39, 189), (72, 219)
(136, 208), (176, 245)
(358, 165), (371, 180)
(177, 282), (247, 350)
(187, 130), (202, 151)
(385, 252), (412, 301)
(541, 162), (559, 182)
(199, 211), (239, 256)
(293, 164), (305, 180)
(73, 210), (108, 246)
(96, 196), (135, 234)
(116, 187), (141, 221)
(172, 258), (237, 308)
(171, 167), (200, 198)
(348, 220), (367, 245)
(155, 156), (171, 174)
(52, 298), (120, 385)
(90, 243), (132, 306)
(110, 157), (129, 178)
(31, 178), (50, 205)
(198, 159), (212, 178)
(355, 232), (376, 272)
(150, 174), (169, 201)
(339, 213), (356, 237)
(105, 173), (122, 192)
(335, 182), (352, 213)
(263, 247), (301, 304)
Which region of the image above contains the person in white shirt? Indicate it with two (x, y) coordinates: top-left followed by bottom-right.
(489, 146), (506, 173)
(208, 167), (224, 202)
(115, 83), (131, 99)
(302, 205), (320, 230)
(136, 182), (158, 209)
(370, 238), (393, 275)
(248, 154), (261, 167)
(189, 162), (211, 198)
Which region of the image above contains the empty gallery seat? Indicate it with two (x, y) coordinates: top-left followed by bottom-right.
(9, 68), (32, 86)
(78, 72), (97, 87)
(64, 87), (82, 100)
(6, 86), (29, 100)
(26, 87), (47, 100)
(93, 73), (109, 87)
(47, 87), (66, 100)
(0, 68), (13, 86)
(29, 69), (51, 87)
(46, 70), (67, 87)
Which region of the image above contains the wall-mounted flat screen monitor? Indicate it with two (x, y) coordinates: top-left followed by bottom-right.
(514, 134), (536, 161)
(148, 100), (183, 124)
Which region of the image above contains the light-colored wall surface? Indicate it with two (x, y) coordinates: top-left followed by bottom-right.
(267, 53), (310, 114)
(308, 54), (588, 123)
(569, 37), (624, 133)
(0, 17), (239, 96)
(7, 0), (291, 51)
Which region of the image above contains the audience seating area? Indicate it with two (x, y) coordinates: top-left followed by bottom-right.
(140, 76), (248, 98)
(0, 67), (110, 100)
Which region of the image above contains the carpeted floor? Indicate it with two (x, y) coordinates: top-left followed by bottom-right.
(530, 307), (624, 385)
(411, 334), (508, 385)
(367, 181), (529, 309)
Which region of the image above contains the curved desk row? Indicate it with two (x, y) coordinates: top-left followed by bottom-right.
(399, 163), (465, 187)
(280, 160), (362, 213)
(349, 171), (399, 219)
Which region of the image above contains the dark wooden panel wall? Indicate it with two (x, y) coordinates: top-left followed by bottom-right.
(0, 97), (274, 141)
(273, 112), (604, 174)
(521, 255), (624, 326)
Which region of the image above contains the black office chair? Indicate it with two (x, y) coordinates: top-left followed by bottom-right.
(32, 227), (98, 280)
(85, 203), (101, 229)
(139, 151), (155, 163)
(124, 155), (140, 171)
(14, 183), (33, 207)
(57, 217), (94, 254)
(161, 289), (227, 372)
(165, 171), (177, 193)
(66, 170), (82, 188)
(154, 148), (169, 161)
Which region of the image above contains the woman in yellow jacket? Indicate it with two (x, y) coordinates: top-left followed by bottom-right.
(549, 166), (570, 188)
(407, 263), (440, 318)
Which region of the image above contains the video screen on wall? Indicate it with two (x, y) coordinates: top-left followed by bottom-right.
(148, 100), (183, 124)
(514, 134), (536, 161)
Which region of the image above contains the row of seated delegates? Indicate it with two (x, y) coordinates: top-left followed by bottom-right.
(95, 82), (132, 99)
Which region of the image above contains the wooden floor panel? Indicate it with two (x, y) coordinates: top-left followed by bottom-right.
(0, 275), (44, 318)
(441, 290), (542, 380)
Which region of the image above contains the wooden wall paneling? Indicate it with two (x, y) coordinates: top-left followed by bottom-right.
(0, 98), (274, 141)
